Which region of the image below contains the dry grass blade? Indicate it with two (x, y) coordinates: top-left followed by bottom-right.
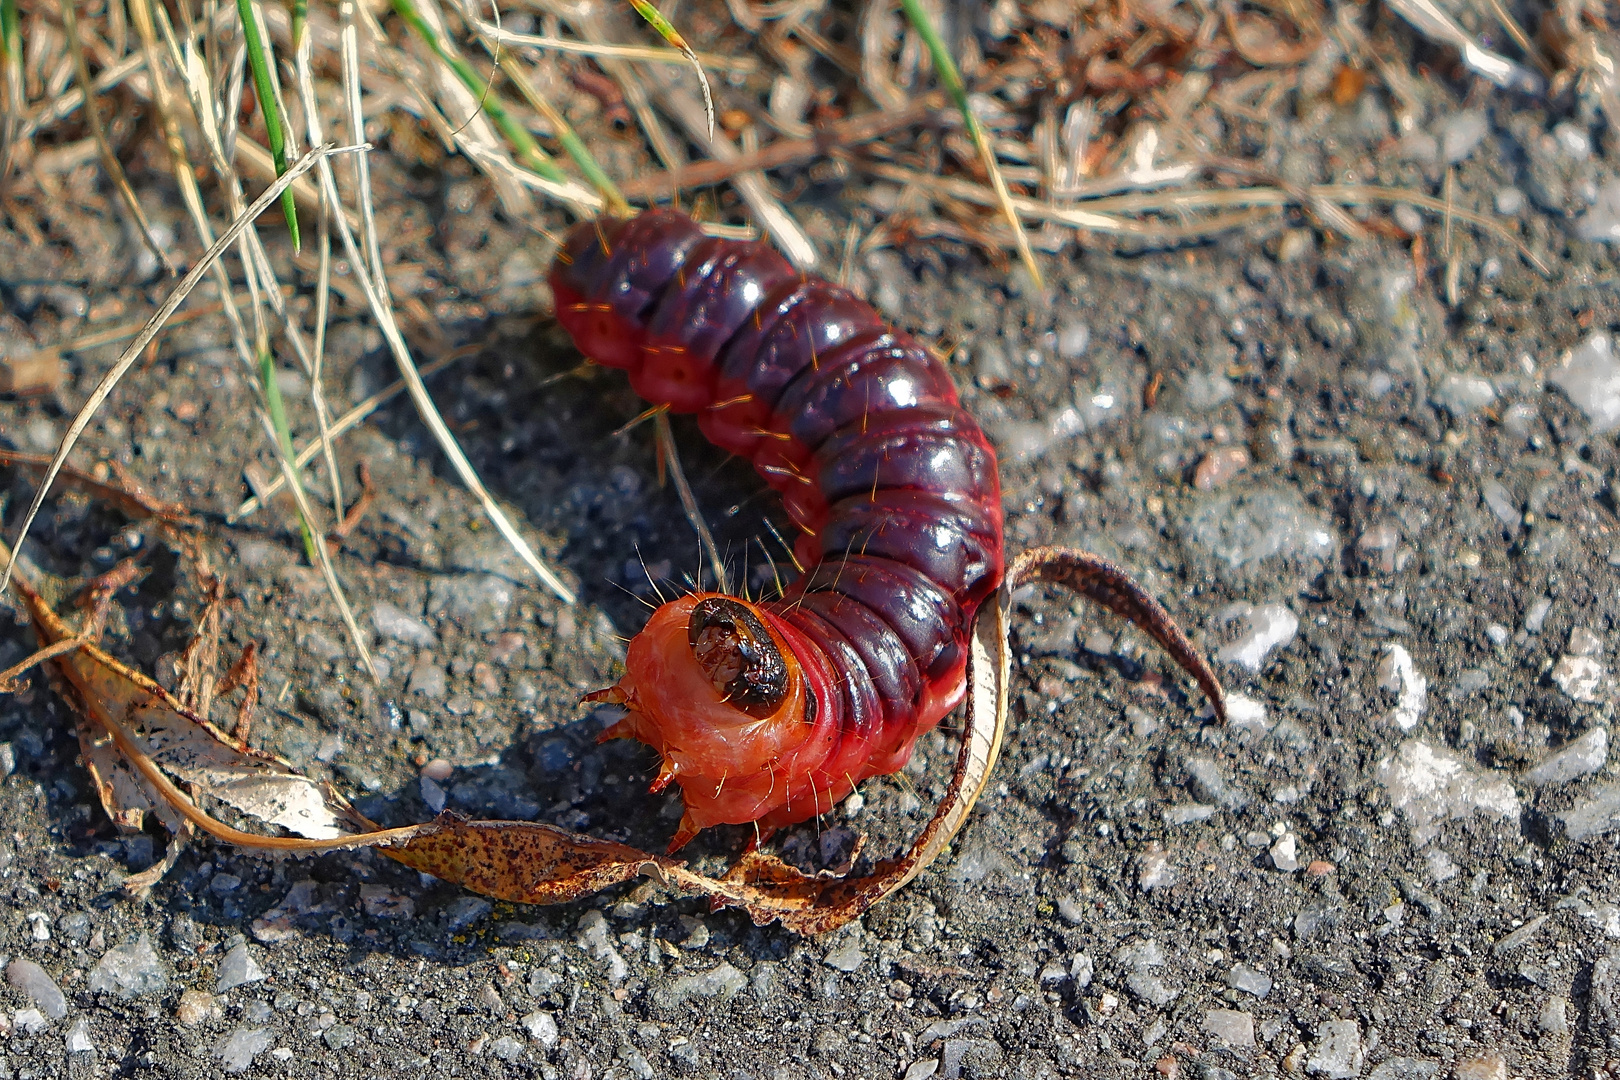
(447, 0), (628, 215)
(624, 0), (714, 137)
(896, 0), (1042, 291)
(617, 92), (945, 199)
(655, 411), (727, 594)
(325, 0), (575, 604)
(0, 144), (353, 597)
(468, 21), (755, 72)
(58, 0), (174, 275)
(228, 348), (474, 520)
(652, 73), (817, 269)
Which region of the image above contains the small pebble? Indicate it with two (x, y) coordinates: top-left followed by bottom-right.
(1202, 1009), (1255, 1048)
(1453, 1051), (1507, 1080)
(215, 942), (266, 993)
(214, 1027), (273, 1074)
(1306, 1019), (1363, 1079)
(65, 1016), (94, 1054)
(177, 990), (222, 1026)
(1525, 728), (1608, 785)
(522, 1010), (560, 1047)
(1194, 447), (1250, 491)
(1270, 834), (1300, 872)
(1552, 656), (1606, 703)
(1227, 965), (1273, 999)
(7, 959), (67, 1019)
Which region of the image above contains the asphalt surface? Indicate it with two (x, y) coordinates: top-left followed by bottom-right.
(3, 25), (1620, 1080)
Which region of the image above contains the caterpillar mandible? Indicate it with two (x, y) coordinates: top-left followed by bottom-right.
(549, 210), (1218, 854)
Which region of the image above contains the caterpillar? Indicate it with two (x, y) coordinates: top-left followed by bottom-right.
(549, 210), (1217, 855)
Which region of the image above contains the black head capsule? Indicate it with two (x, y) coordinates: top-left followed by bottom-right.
(687, 597), (788, 720)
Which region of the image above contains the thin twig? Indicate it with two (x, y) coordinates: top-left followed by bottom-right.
(617, 93), (945, 199)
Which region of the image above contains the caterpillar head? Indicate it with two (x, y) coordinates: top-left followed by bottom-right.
(586, 593), (817, 850)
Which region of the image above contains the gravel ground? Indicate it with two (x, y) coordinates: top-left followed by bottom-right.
(6, 27), (1620, 1080)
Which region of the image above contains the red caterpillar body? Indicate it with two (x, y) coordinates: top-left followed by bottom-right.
(550, 211), (1003, 850)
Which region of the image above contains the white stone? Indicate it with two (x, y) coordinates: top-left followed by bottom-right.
(1570, 627), (1605, 657)
(1552, 656), (1607, 703)
(1377, 740), (1520, 846)
(1307, 1019), (1363, 1078)
(6, 959), (66, 1019)
(213, 1027), (273, 1074)
(65, 1016), (93, 1054)
(13, 1008), (48, 1035)
(1270, 834), (1300, 872)
(1439, 110), (1489, 163)
(371, 601), (438, 647)
(1577, 181), (1620, 244)
(1378, 644), (1428, 730)
(1203, 1009), (1255, 1047)
(1549, 332), (1620, 433)
(1215, 604), (1300, 672)
(1432, 373), (1496, 416)
(574, 911), (628, 984)
(1525, 728), (1608, 785)
(521, 1010), (559, 1047)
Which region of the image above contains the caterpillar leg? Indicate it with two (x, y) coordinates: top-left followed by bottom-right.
(668, 812), (702, 854)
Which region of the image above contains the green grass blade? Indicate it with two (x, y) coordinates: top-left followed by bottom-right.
(237, 0), (300, 251)
(259, 346), (320, 564)
(624, 0), (712, 138)
(0, 0), (18, 65)
(390, 0), (571, 185)
(292, 0), (308, 55)
(896, 0), (1041, 290)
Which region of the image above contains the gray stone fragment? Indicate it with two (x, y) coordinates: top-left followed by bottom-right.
(215, 942), (266, 993)
(1367, 1060), (1439, 1080)
(445, 896), (493, 932)
(1526, 729), (1608, 785)
(1558, 784), (1620, 841)
(88, 933), (170, 999)
(653, 962), (747, 1007)
(1227, 965), (1273, 999)
(823, 939), (865, 972)
(214, 1027), (273, 1073)
(1306, 1019), (1362, 1078)
(1125, 972), (1178, 1006)
(6, 959), (67, 1019)
(488, 1034), (522, 1061)
(1202, 1008), (1255, 1047)
(1186, 757), (1249, 809)
(1492, 913), (1551, 956)
(1539, 995), (1569, 1035)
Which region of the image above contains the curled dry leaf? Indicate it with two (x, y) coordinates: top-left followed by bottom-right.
(4, 475), (1221, 933)
(4, 542), (369, 850)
